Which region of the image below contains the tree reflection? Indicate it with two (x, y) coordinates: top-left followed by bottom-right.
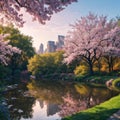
(58, 84), (119, 118)
(59, 93), (87, 117)
(27, 80), (79, 104)
(4, 86), (35, 120)
(27, 81), (118, 118)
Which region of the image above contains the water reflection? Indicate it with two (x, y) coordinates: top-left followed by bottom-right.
(3, 81), (119, 120)
(4, 85), (35, 120)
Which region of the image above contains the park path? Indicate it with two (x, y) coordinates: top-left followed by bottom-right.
(107, 110), (120, 120)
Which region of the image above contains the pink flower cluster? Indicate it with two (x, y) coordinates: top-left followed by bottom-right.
(0, 34), (21, 65)
(0, 0), (77, 26)
(63, 13), (120, 64)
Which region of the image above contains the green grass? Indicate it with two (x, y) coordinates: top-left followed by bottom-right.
(62, 94), (120, 120)
(76, 75), (118, 84)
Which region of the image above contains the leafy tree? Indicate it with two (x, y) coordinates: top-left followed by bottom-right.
(28, 51), (67, 78)
(0, 63), (12, 80)
(63, 13), (120, 75)
(74, 65), (88, 77)
(0, 25), (35, 70)
(0, 0), (77, 26)
(0, 25), (35, 79)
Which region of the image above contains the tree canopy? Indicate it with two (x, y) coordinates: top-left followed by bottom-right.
(0, 0), (77, 26)
(63, 13), (120, 75)
(28, 51), (68, 79)
(0, 25), (35, 80)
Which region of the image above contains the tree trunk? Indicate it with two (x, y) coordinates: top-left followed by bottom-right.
(111, 57), (114, 72)
(108, 62), (111, 73)
(89, 61), (94, 75)
(108, 56), (114, 73)
(97, 60), (101, 73)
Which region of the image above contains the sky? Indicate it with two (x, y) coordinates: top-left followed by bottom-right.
(19, 0), (120, 51)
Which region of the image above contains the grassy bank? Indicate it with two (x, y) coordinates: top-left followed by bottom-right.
(76, 75), (118, 84)
(62, 94), (120, 120)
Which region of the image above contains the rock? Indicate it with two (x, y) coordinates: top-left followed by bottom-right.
(11, 97), (17, 100)
(8, 105), (13, 109)
(30, 75), (36, 79)
(18, 90), (22, 92)
(107, 110), (120, 120)
(106, 79), (114, 88)
(13, 108), (17, 111)
(14, 84), (18, 86)
(2, 102), (7, 106)
(7, 85), (13, 89)
(116, 82), (120, 87)
(18, 109), (23, 113)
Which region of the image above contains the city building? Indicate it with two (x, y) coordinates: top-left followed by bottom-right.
(38, 43), (44, 54)
(46, 41), (56, 53)
(56, 35), (65, 50)
(38, 35), (65, 53)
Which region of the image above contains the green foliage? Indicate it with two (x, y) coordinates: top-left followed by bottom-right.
(0, 25), (35, 81)
(28, 51), (68, 79)
(75, 74), (118, 84)
(112, 78), (120, 92)
(0, 25), (35, 71)
(0, 64), (11, 80)
(62, 95), (120, 120)
(74, 65), (88, 76)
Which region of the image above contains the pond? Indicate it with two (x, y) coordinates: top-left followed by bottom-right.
(2, 80), (119, 120)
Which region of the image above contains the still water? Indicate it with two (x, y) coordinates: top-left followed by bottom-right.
(3, 80), (119, 120)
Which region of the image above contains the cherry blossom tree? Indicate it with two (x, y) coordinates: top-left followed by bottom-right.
(0, 0), (77, 27)
(102, 24), (120, 72)
(0, 34), (21, 65)
(63, 13), (120, 75)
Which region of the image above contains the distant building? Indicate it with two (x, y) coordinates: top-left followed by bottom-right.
(38, 43), (44, 54)
(39, 35), (65, 53)
(46, 41), (56, 52)
(56, 35), (65, 50)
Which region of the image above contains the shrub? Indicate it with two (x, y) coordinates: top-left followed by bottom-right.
(74, 65), (89, 77)
(112, 78), (120, 92)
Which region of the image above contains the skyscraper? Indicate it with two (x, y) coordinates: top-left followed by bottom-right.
(46, 41), (56, 52)
(56, 35), (65, 50)
(38, 43), (44, 54)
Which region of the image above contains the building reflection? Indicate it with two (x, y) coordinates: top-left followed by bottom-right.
(37, 98), (60, 116)
(47, 103), (59, 116)
(38, 99), (44, 109)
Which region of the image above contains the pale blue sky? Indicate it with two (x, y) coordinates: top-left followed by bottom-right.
(20, 0), (120, 50)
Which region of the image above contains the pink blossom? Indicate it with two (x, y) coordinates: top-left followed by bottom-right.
(0, 34), (21, 65)
(0, 0), (77, 26)
(64, 13), (120, 64)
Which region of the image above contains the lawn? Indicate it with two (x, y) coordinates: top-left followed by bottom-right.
(62, 94), (120, 120)
(76, 75), (118, 84)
